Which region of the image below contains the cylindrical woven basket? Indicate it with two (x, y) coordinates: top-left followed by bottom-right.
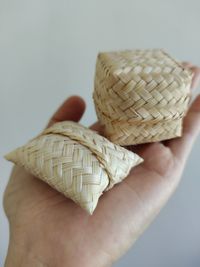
(93, 49), (193, 145)
(5, 121), (143, 214)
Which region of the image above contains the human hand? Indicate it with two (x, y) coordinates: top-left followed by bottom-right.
(3, 63), (200, 267)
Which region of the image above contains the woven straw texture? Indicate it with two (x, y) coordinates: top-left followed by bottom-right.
(5, 121), (143, 214)
(93, 49), (193, 145)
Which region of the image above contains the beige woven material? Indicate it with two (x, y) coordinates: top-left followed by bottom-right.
(5, 121), (143, 214)
(93, 49), (193, 145)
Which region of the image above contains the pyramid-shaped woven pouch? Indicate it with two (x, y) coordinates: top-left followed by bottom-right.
(5, 121), (143, 214)
(93, 49), (193, 145)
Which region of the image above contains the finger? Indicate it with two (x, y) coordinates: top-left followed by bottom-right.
(90, 121), (105, 135)
(182, 62), (200, 90)
(47, 96), (86, 128)
(126, 143), (153, 157)
(167, 94), (200, 161)
(190, 66), (200, 89)
(182, 61), (193, 68)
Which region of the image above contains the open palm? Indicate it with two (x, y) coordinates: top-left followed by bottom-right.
(4, 63), (200, 267)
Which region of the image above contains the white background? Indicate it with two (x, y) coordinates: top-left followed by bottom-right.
(0, 0), (200, 266)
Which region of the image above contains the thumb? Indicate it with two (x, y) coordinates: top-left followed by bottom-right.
(47, 96), (86, 128)
(168, 94), (200, 161)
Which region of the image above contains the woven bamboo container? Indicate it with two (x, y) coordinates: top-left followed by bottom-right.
(93, 49), (193, 145)
(5, 121), (143, 214)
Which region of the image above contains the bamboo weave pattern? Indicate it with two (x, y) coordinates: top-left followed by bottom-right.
(5, 121), (143, 214)
(93, 49), (193, 145)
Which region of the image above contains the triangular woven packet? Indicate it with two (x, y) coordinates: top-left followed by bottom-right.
(5, 121), (143, 214)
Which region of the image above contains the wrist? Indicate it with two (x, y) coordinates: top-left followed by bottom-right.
(5, 227), (111, 267)
(5, 232), (47, 267)
(5, 250), (46, 267)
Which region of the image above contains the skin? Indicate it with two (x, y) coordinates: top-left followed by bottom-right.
(3, 63), (200, 267)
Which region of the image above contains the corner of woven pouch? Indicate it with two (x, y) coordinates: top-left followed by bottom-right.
(4, 150), (17, 163)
